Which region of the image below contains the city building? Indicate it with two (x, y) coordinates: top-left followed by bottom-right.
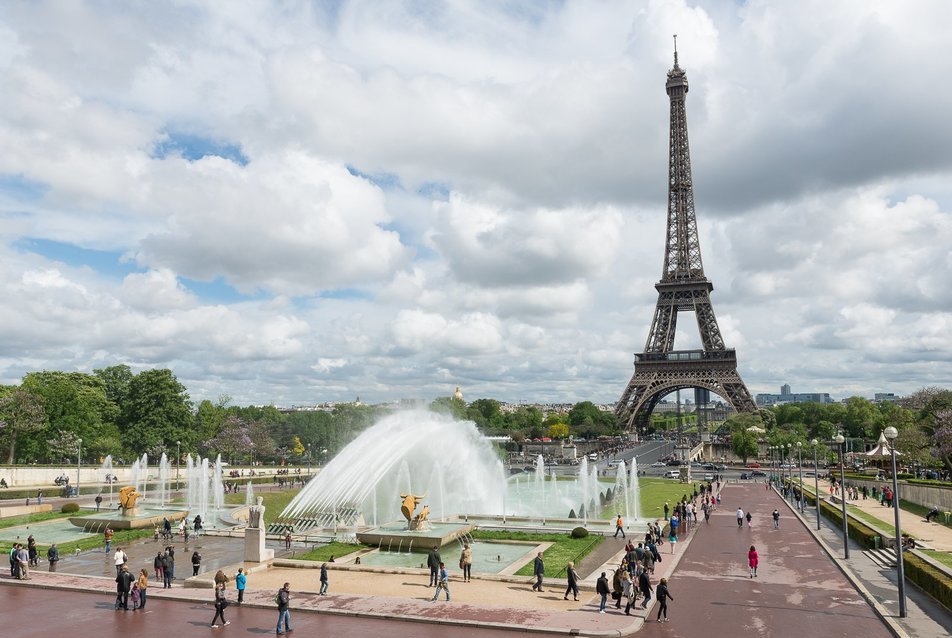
(755, 384), (833, 406)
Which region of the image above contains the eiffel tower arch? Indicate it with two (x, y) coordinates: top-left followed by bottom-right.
(615, 42), (756, 432)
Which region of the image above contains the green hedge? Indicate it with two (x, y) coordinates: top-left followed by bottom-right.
(903, 553), (952, 612)
(798, 483), (881, 549)
(905, 479), (952, 488)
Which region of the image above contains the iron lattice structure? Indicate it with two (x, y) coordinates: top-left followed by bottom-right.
(615, 46), (756, 431)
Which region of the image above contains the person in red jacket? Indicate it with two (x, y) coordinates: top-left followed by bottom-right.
(748, 545), (759, 578)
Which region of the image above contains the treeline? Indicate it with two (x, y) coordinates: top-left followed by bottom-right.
(722, 387), (952, 470)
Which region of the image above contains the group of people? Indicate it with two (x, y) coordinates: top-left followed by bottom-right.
(8, 535), (61, 578)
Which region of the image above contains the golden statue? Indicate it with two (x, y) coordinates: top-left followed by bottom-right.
(400, 493), (430, 530)
(118, 486), (142, 511)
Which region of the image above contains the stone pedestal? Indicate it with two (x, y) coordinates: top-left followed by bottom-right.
(244, 527), (274, 563)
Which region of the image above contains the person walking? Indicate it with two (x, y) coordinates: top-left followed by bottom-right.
(746, 511), (753, 528)
(210, 581), (230, 627)
(772, 509), (780, 529)
(284, 529), (292, 550)
(427, 547), (442, 587)
(95, 493), (103, 512)
(192, 550), (202, 576)
(459, 543), (473, 582)
(614, 513), (626, 538)
(638, 568), (653, 609)
(104, 526), (114, 553)
(736, 507), (744, 528)
(319, 563), (328, 595)
(621, 569), (634, 615)
(431, 562), (450, 601)
(655, 577), (674, 622)
(27, 535), (38, 567)
(17, 544), (29, 580)
(531, 552), (545, 592)
(563, 561), (579, 601)
(236, 568), (247, 604)
(166, 546), (176, 580)
(161, 552), (172, 589)
(115, 564), (134, 610)
(276, 582), (292, 635)
(748, 545), (759, 578)
(668, 513), (679, 553)
(114, 547), (127, 577)
(47, 543), (59, 572)
(136, 568), (149, 610)
(596, 571), (610, 613)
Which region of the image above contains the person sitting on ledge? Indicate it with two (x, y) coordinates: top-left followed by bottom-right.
(924, 506), (940, 523)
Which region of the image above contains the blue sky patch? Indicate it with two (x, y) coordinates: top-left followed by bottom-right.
(15, 237), (140, 279)
(153, 131), (249, 166)
(0, 174), (50, 202)
(346, 165), (402, 190)
(417, 181), (451, 200)
(179, 276), (261, 303)
(319, 288), (373, 301)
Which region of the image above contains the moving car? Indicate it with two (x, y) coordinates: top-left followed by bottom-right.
(664, 470), (681, 479)
(703, 473), (714, 481)
(750, 470), (767, 478)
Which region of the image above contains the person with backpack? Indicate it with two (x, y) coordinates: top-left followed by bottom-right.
(192, 551), (202, 576)
(210, 581), (229, 627)
(276, 582), (292, 635)
(656, 577), (674, 622)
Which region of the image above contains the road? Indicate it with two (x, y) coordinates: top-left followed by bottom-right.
(0, 585), (568, 638)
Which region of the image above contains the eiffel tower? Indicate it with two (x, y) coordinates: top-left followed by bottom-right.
(615, 42), (756, 431)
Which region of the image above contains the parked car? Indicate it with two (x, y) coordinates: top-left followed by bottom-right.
(651, 461), (668, 467)
(740, 472), (750, 480)
(703, 473), (714, 481)
(664, 470), (681, 479)
(750, 470), (767, 478)
(746, 462), (761, 469)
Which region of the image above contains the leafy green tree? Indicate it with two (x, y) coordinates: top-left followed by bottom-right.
(93, 364), (133, 418)
(430, 396), (467, 420)
(547, 423), (569, 439)
(0, 387), (46, 463)
(123, 368), (193, 454)
(842, 396), (882, 439)
(731, 428), (760, 463)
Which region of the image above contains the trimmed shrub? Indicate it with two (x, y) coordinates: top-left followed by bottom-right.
(61, 503), (79, 513)
(904, 553), (952, 613)
(570, 526), (589, 539)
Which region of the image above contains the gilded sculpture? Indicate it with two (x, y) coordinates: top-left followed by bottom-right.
(400, 493), (430, 530)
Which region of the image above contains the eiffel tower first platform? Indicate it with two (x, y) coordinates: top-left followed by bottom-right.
(615, 43), (756, 432)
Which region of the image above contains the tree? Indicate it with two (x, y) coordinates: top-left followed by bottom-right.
(731, 428), (759, 463)
(932, 410), (952, 472)
(203, 416), (253, 462)
(547, 423), (570, 440)
(430, 396), (467, 420)
(0, 387), (47, 463)
(93, 365), (133, 414)
(123, 369), (193, 454)
(842, 396), (882, 439)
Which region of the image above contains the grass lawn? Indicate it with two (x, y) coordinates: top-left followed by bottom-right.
(0, 509), (95, 530)
(45, 527), (156, 554)
(470, 529), (603, 579)
(921, 550), (952, 570)
(634, 478), (705, 521)
(224, 489), (300, 526)
(295, 541), (364, 562)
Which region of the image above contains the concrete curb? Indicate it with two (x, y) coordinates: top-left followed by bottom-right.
(776, 487), (911, 638)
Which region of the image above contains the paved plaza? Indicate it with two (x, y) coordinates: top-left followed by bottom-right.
(3, 480), (950, 637)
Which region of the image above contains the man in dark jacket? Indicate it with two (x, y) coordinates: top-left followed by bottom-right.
(427, 547), (441, 587)
(116, 565), (134, 610)
(596, 572), (610, 613)
(276, 582), (292, 635)
(47, 544), (59, 572)
(531, 552), (545, 592)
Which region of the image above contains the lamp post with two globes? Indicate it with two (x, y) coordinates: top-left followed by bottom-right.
(884, 426), (906, 617)
(811, 439), (820, 531)
(834, 433), (849, 559)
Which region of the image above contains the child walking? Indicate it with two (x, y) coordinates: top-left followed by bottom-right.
(748, 545), (759, 578)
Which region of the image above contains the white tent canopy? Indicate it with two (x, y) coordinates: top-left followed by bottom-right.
(865, 431), (902, 459)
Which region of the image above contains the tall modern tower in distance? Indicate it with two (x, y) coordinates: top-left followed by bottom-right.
(615, 41), (756, 432)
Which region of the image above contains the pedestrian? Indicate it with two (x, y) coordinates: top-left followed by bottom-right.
(284, 529), (292, 550)
(17, 544), (29, 580)
(114, 547), (127, 577)
(131, 581), (141, 610)
(236, 567), (247, 604)
(166, 546), (176, 580)
(748, 545), (759, 578)
(115, 564), (133, 610)
(431, 562), (450, 601)
(621, 569), (634, 615)
(154, 552), (164, 580)
(194, 514), (203, 537)
(669, 514), (679, 553)
(614, 513), (626, 538)
(192, 550), (202, 576)
(210, 581), (230, 627)
(736, 507), (744, 528)
(531, 551), (545, 592)
(746, 511), (753, 528)
(459, 543), (473, 582)
(563, 561), (579, 601)
(638, 568), (652, 609)
(95, 493), (103, 512)
(596, 571), (610, 613)
(275, 582), (292, 634)
(656, 577), (674, 622)
(137, 568), (149, 610)
(47, 543), (59, 572)
(772, 509), (780, 529)
(427, 546), (441, 587)
(104, 526), (114, 553)
(161, 552), (172, 588)
(36, 490), (42, 506)
(663, 502), (670, 519)
(319, 563), (328, 595)
(27, 535), (38, 567)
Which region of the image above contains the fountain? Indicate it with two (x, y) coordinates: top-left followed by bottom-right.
(99, 455), (114, 507)
(245, 480), (255, 506)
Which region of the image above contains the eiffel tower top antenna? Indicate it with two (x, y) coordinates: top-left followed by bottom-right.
(673, 34), (678, 68)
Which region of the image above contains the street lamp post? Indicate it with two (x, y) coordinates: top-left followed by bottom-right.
(884, 426), (906, 617)
(176, 440), (181, 487)
(797, 442), (803, 511)
(786, 443), (793, 501)
(76, 438), (82, 499)
(307, 444), (312, 477)
(835, 433), (849, 559)
(812, 439), (820, 531)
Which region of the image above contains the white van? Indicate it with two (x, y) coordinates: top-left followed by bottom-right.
(664, 470), (680, 479)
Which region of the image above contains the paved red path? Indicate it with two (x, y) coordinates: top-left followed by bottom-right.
(1, 585), (570, 638)
(637, 483), (894, 638)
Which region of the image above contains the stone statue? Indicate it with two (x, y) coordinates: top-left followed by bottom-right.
(118, 486), (141, 511)
(248, 496), (264, 529)
(400, 493), (430, 530)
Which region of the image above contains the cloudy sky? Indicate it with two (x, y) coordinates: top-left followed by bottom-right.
(1, 0), (950, 407)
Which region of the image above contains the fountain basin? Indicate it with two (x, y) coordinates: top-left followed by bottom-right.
(355, 521), (475, 550)
(69, 509), (189, 530)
